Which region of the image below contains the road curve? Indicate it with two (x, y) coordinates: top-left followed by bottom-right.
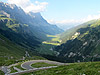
(21, 60), (67, 70)
(9, 66), (58, 75)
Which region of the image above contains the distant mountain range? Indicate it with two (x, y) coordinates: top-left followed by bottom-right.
(57, 23), (80, 30)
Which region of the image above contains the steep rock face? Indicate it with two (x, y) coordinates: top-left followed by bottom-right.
(0, 2), (63, 41)
(54, 20), (100, 63)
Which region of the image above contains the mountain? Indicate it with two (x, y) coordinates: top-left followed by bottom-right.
(60, 20), (97, 43)
(0, 2), (63, 41)
(0, 15), (40, 48)
(53, 19), (100, 63)
(0, 2), (63, 66)
(0, 15), (41, 65)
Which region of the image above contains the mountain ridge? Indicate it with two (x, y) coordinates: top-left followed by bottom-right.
(0, 2), (63, 41)
(53, 19), (100, 63)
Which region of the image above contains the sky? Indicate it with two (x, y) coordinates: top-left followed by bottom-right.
(2, 0), (100, 29)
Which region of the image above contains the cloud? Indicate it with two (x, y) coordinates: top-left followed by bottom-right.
(48, 19), (80, 25)
(7, 0), (48, 13)
(48, 14), (100, 25)
(47, 13), (100, 30)
(82, 14), (100, 22)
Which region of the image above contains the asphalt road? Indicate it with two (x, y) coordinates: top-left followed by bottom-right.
(1, 66), (8, 73)
(21, 60), (66, 70)
(10, 66), (58, 75)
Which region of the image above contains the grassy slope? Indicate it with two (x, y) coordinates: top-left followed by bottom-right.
(21, 62), (100, 75)
(35, 44), (56, 55)
(60, 20), (97, 43)
(0, 15), (45, 66)
(0, 34), (26, 66)
(54, 19), (100, 62)
(0, 34), (46, 66)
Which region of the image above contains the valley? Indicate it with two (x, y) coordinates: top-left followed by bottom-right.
(0, 1), (100, 75)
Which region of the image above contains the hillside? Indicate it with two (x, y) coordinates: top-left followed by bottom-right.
(0, 15), (42, 66)
(60, 20), (97, 43)
(54, 19), (100, 62)
(0, 33), (25, 66)
(0, 15), (40, 48)
(0, 2), (63, 41)
(0, 2), (63, 66)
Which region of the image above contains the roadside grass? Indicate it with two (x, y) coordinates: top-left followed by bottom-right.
(0, 70), (4, 75)
(31, 62), (57, 68)
(9, 62), (25, 73)
(21, 61), (100, 75)
(10, 66), (17, 73)
(15, 62), (25, 70)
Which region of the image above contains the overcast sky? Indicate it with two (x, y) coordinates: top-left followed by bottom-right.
(2, 0), (100, 26)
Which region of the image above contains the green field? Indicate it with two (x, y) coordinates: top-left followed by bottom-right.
(47, 35), (58, 38)
(21, 61), (100, 75)
(42, 42), (60, 45)
(42, 34), (62, 46)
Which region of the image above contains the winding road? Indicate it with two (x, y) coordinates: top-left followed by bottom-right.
(21, 60), (67, 70)
(1, 60), (68, 75)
